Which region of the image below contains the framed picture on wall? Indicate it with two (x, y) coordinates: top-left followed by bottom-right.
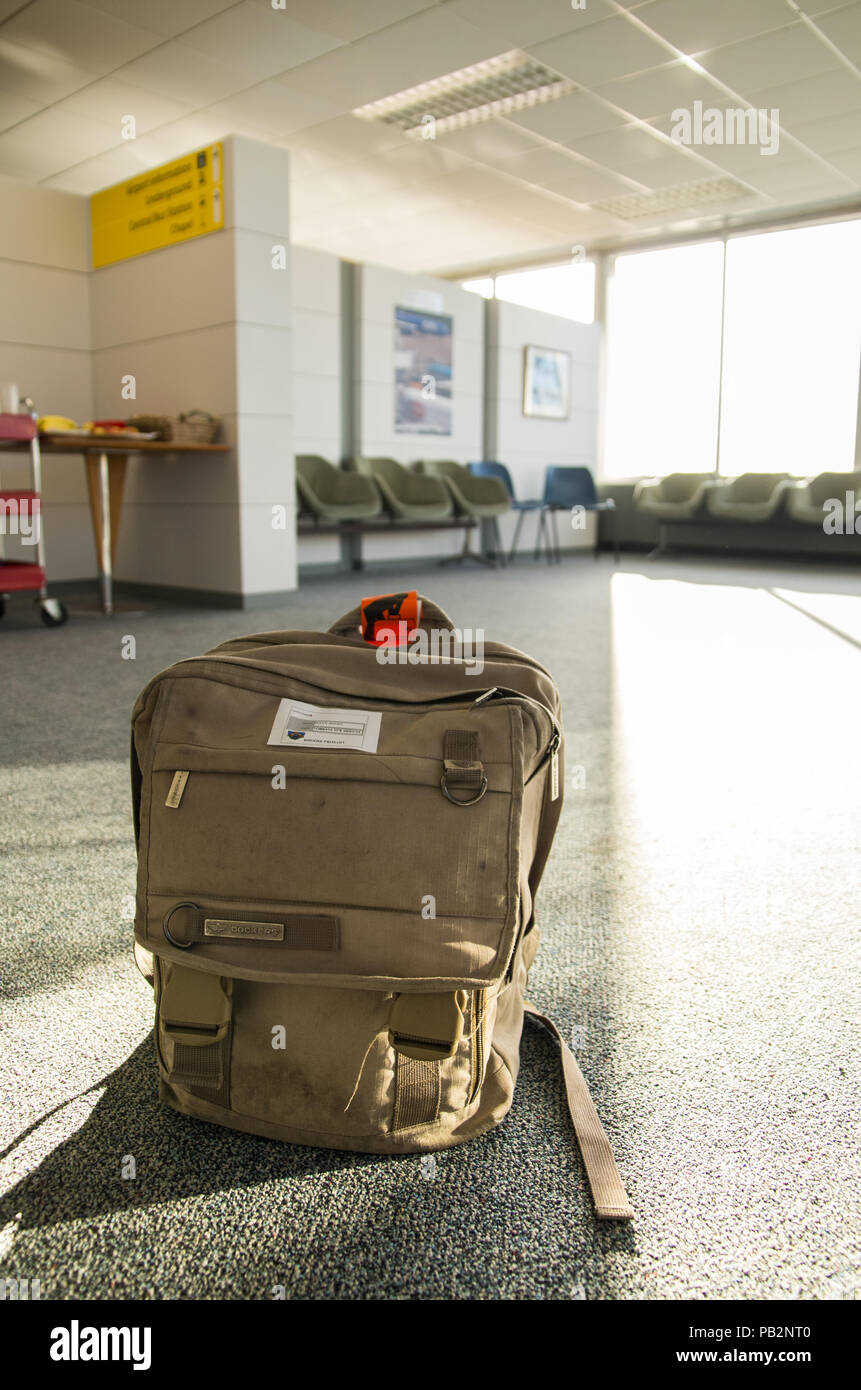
(394, 306), (453, 434)
(522, 345), (571, 420)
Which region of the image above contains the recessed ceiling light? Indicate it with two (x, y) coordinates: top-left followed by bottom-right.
(353, 51), (577, 137)
(594, 177), (754, 221)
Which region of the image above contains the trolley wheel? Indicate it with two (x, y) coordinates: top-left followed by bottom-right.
(40, 598), (68, 627)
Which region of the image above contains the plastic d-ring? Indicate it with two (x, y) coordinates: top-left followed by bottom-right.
(163, 901), (197, 949)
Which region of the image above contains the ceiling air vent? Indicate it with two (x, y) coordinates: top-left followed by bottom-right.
(593, 177), (754, 221)
(353, 51), (577, 137)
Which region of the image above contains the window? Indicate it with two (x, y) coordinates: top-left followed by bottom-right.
(602, 217), (861, 480)
(718, 220), (861, 475)
(604, 241), (724, 478)
(461, 276), (494, 298)
(461, 260), (595, 322)
(495, 261), (595, 323)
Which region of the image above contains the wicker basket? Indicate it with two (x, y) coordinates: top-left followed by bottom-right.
(126, 410), (222, 444)
(126, 414), (171, 439)
(173, 410), (221, 444)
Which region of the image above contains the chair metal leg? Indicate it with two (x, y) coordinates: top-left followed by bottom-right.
(491, 517), (505, 567)
(549, 508), (561, 563)
(647, 522), (670, 559)
(534, 509), (548, 562)
(439, 522), (495, 567)
(509, 509), (526, 563)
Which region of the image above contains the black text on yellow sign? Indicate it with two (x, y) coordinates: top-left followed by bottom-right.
(90, 143), (224, 269)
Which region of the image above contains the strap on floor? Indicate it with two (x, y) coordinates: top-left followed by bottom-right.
(525, 1002), (634, 1221)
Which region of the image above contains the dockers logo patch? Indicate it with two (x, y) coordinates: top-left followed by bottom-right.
(204, 919), (284, 940)
(286, 730), (305, 740)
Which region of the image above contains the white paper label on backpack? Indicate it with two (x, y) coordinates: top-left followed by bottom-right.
(267, 699), (381, 753)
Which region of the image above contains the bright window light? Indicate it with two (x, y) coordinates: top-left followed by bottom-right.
(494, 261), (595, 323)
(462, 277), (494, 298)
(718, 219), (861, 474)
(604, 241), (724, 478)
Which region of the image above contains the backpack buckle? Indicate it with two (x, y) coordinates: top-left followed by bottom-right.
(160, 963), (232, 1046)
(388, 991), (467, 1061)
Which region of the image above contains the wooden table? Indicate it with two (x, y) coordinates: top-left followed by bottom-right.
(30, 435), (230, 614)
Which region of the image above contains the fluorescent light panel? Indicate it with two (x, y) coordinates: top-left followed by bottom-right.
(354, 51), (577, 136)
(595, 177), (753, 221)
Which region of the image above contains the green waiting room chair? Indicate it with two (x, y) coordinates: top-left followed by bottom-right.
(296, 455), (381, 521)
(418, 459), (509, 566)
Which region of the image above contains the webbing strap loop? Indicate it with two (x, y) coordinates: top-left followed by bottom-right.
(525, 1003), (634, 1221)
(441, 730), (487, 805)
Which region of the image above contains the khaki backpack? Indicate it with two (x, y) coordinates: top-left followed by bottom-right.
(130, 595), (632, 1220)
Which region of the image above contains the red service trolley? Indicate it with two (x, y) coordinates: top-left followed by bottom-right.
(0, 405), (67, 626)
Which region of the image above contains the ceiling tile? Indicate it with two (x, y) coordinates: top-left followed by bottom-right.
(507, 90), (625, 144)
(0, 0), (161, 73)
(246, 0), (437, 43)
(446, 0), (621, 48)
(0, 38), (100, 103)
(634, 0), (795, 55)
(790, 107), (861, 155)
(536, 163), (642, 203)
(205, 80), (345, 138)
(827, 145), (861, 180)
(80, 1), (240, 39)
(594, 61), (731, 123)
(742, 69), (861, 129)
(812, 3), (861, 63)
(54, 76), (193, 132)
(511, 205), (631, 244)
(529, 16), (676, 86)
(492, 145), (605, 192)
(41, 139), (169, 193)
(0, 108), (120, 180)
(798, 0), (861, 12)
(143, 112), (241, 160)
(571, 124), (709, 183)
(476, 187), (614, 237)
(176, 1), (342, 80)
(279, 9), (501, 108)
(113, 40), (258, 105)
(282, 114), (407, 173)
(649, 105), (795, 170)
(375, 141), (479, 183)
(420, 164), (524, 201)
(740, 154), (854, 196)
(435, 119), (548, 166)
(698, 23), (843, 92)
(0, 91), (41, 133)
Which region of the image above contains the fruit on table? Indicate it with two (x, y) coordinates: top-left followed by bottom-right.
(38, 415), (79, 431)
(82, 421), (139, 433)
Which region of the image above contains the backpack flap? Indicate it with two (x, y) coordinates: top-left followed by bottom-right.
(134, 662), (559, 993)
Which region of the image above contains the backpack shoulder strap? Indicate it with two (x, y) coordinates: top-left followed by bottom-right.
(525, 1003), (634, 1221)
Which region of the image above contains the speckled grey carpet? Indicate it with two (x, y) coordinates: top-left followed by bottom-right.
(1, 555), (859, 1301)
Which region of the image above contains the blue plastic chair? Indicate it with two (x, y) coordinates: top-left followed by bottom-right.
(537, 466), (618, 564)
(469, 461), (543, 562)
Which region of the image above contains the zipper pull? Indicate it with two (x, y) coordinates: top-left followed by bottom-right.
(165, 770), (189, 808)
(550, 733), (560, 801)
(472, 687), (500, 707)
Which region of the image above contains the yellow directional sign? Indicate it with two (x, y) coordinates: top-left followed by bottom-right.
(91, 143), (224, 269)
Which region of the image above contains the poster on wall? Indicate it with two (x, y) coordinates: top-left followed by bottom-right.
(394, 307), (453, 434)
(523, 345), (571, 420)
